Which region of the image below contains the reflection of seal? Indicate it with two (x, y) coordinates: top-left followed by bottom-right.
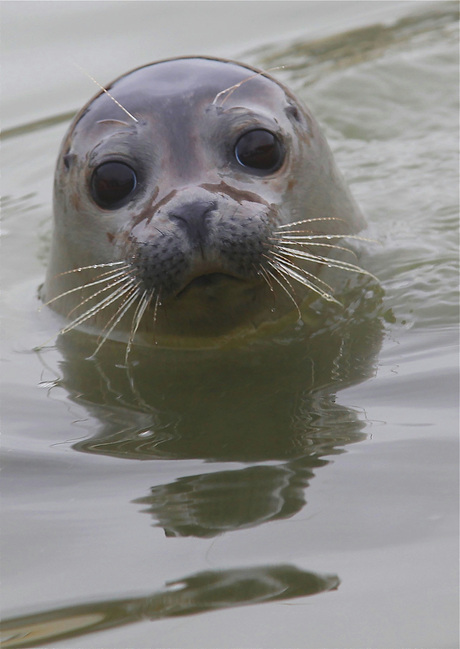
(43, 56), (366, 348)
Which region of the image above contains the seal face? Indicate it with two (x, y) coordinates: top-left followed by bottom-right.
(43, 57), (365, 346)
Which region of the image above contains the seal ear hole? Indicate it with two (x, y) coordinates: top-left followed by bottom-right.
(90, 161), (137, 209)
(63, 153), (76, 170)
(234, 129), (284, 175)
(286, 104), (301, 123)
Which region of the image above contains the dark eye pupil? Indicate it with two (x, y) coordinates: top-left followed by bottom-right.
(91, 162), (137, 209)
(234, 129), (283, 174)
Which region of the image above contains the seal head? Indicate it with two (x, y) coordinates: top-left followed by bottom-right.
(44, 57), (365, 345)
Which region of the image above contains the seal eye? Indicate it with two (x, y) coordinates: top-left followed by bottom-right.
(90, 162), (137, 209)
(234, 129), (284, 174)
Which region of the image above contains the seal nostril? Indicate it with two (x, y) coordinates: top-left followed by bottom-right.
(169, 200), (217, 251)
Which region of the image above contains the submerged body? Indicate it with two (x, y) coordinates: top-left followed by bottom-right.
(43, 56), (365, 348)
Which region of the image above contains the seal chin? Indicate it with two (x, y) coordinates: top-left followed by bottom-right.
(151, 272), (271, 339)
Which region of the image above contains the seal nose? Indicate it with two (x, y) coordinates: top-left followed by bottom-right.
(168, 200), (217, 253)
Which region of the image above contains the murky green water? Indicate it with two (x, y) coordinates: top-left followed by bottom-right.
(1, 2), (458, 648)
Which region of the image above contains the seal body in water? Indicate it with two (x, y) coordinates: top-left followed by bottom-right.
(43, 56), (365, 348)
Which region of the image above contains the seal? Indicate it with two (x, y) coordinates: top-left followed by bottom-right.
(42, 56), (366, 350)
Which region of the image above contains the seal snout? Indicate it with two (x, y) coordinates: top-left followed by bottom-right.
(123, 183), (273, 302)
(169, 199), (218, 255)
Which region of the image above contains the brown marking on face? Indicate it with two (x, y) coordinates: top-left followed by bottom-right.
(150, 188), (177, 214)
(287, 178), (297, 192)
(131, 187), (168, 227)
(200, 181), (270, 207)
(106, 232), (115, 244)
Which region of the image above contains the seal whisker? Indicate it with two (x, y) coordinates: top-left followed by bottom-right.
(64, 270), (138, 318)
(268, 254), (341, 304)
(57, 278), (139, 336)
(212, 66), (285, 107)
(53, 261), (127, 277)
(272, 238), (359, 260)
(73, 62), (139, 124)
(277, 217), (349, 229)
(261, 260), (302, 319)
(272, 246), (378, 280)
(95, 283), (141, 339)
(257, 265), (275, 298)
(125, 289), (154, 363)
(91, 284), (143, 358)
(36, 276), (138, 351)
(276, 232), (373, 243)
(42, 265), (132, 309)
(257, 264), (287, 314)
(271, 251), (337, 295)
(151, 292), (162, 346)
(260, 258), (299, 300)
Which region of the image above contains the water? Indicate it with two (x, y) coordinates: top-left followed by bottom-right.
(1, 2), (458, 648)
